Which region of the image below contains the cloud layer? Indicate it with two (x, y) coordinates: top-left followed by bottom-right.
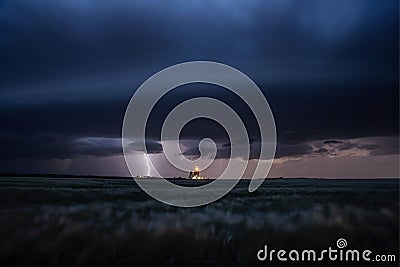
(0, 0), (398, 176)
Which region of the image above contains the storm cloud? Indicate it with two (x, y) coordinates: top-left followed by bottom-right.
(0, 0), (398, 176)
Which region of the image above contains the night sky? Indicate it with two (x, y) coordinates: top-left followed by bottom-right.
(0, 0), (398, 178)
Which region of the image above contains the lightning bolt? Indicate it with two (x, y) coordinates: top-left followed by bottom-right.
(144, 153), (151, 176)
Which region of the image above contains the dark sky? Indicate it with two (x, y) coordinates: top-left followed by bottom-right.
(0, 0), (398, 177)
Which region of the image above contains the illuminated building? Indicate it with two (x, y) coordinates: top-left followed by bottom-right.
(189, 165), (205, 179)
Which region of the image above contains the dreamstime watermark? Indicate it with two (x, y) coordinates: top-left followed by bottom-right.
(257, 238), (397, 263)
(122, 61), (276, 207)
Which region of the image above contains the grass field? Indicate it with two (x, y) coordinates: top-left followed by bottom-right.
(0, 177), (398, 266)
